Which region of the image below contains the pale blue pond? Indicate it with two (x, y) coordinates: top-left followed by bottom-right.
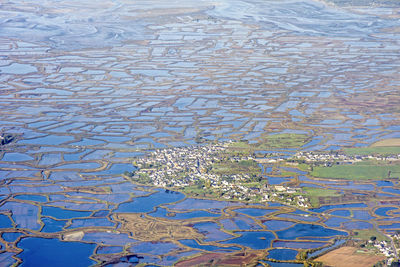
(330, 210), (350, 217)
(63, 150), (89, 161)
(1, 153), (34, 162)
(2, 232), (23, 242)
(263, 220), (295, 231)
(220, 216), (262, 230)
(375, 207), (398, 217)
(54, 162), (102, 170)
(352, 210), (373, 220)
(70, 138), (105, 146)
(116, 189), (185, 213)
(377, 181), (394, 187)
(19, 135), (75, 145)
(267, 249), (298, 260)
(42, 206), (92, 220)
(92, 210), (109, 217)
(17, 237), (96, 267)
(324, 217), (350, 228)
(235, 208), (278, 217)
(113, 152), (144, 158)
(87, 163), (136, 175)
(67, 218), (115, 229)
(343, 221), (373, 230)
(193, 221), (233, 242)
(276, 224), (347, 239)
(0, 63), (37, 74)
(41, 217), (66, 233)
(97, 246), (123, 254)
(15, 194), (47, 203)
(166, 198), (240, 211)
(277, 213), (319, 222)
(379, 223), (400, 230)
(329, 182), (374, 191)
(310, 203), (367, 213)
(221, 231), (275, 250)
(267, 176), (292, 185)
(382, 188), (400, 195)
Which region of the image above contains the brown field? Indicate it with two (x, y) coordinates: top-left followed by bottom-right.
(175, 252), (262, 266)
(115, 213), (203, 241)
(315, 246), (385, 267)
(372, 138), (400, 147)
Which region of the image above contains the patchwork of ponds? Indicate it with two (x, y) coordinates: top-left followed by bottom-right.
(116, 189), (185, 213)
(1, 0), (400, 265)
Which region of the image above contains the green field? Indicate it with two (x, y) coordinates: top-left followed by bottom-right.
(343, 146), (400, 156)
(301, 187), (341, 207)
(310, 164), (400, 180)
(211, 159), (261, 176)
(353, 229), (390, 242)
(229, 133), (310, 151)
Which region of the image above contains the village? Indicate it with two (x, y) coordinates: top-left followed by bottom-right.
(292, 151), (400, 165)
(129, 141), (309, 207)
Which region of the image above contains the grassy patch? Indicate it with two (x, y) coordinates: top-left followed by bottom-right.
(229, 134), (310, 151)
(260, 133), (310, 149)
(212, 159), (261, 176)
(353, 229), (390, 242)
(302, 187), (341, 207)
(343, 146), (400, 156)
(310, 164), (400, 180)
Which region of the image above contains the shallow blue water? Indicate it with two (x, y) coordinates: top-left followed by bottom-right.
(324, 216), (350, 228)
(276, 223), (347, 239)
(330, 210), (350, 217)
(116, 189), (185, 213)
(267, 249), (298, 260)
(87, 163), (137, 175)
(41, 217), (66, 233)
(235, 208), (278, 217)
(221, 231), (275, 250)
(17, 237), (96, 266)
(382, 188), (400, 195)
(2, 232), (23, 242)
(96, 246), (124, 254)
(263, 220), (296, 231)
(1, 153), (34, 162)
(15, 195), (48, 203)
(375, 207), (398, 217)
(42, 206), (92, 219)
(376, 180), (394, 187)
(0, 214), (13, 228)
(310, 203), (367, 213)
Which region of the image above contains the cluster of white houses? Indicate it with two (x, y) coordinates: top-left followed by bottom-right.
(293, 151), (400, 164)
(132, 142), (302, 202)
